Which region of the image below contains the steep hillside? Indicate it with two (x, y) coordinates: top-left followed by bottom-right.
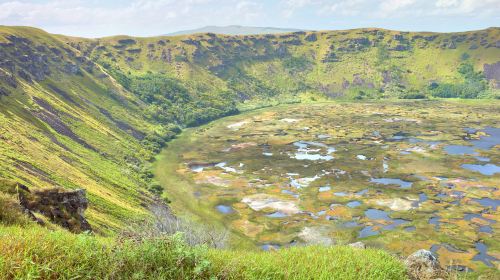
(0, 26), (161, 234)
(65, 27), (500, 105)
(1, 26), (500, 234)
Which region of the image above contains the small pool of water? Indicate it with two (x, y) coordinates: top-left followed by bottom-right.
(216, 162), (241, 173)
(444, 145), (478, 155)
(444, 127), (499, 156)
(390, 135), (407, 141)
(261, 244), (280, 251)
(289, 175), (320, 188)
(318, 186), (331, 192)
(474, 156), (490, 162)
(292, 141), (335, 161)
(188, 162), (216, 172)
(356, 189), (369, 196)
(294, 153), (334, 161)
(472, 242), (499, 267)
(472, 197), (500, 211)
(461, 163), (500, 175)
(430, 244), (440, 254)
(470, 127), (500, 150)
(479, 225), (493, 233)
(472, 198), (500, 210)
(334, 192), (347, 197)
(346, 201), (362, 208)
(408, 138), (441, 147)
(266, 211), (288, 218)
(281, 189), (299, 198)
(404, 226), (416, 232)
(436, 193), (448, 199)
(317, 210), (326, 216)
(365, 209), (390, 221)
(419, 193), (428, 203)
(343, 221), (360, 228)
(356, 155), (367, 160)
(360, 209), (408, 235)
(215, 205), (234, 214)
(382, 219), (409, 230)
(464, 213), (496, 224)
(429, 216), (441, 230)
(359, 226), (379, 238)
(383, 162), (389, 173)
(370, 178), (413, 189)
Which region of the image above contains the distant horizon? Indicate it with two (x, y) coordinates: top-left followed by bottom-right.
(0, 0), (499, 38)
(163, 24), (500, 37)
(2, 24), (499, 39)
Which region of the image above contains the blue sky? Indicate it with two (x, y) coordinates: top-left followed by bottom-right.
(0, 0), (498, 37)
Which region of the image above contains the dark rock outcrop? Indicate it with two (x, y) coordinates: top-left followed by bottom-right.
(483, 61), (500, 88)
(392, 44), (409, 51)
(32, 96), (97, 151)
(304, 33), (317, 42)
(17, 184), (92, 233)
(118, 39), (136, 45)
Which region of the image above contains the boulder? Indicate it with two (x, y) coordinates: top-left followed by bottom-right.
(405, 250), (443, 280)
(17, 185), (92, 233)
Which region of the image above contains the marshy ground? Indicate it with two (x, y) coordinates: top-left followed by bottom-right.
(156, 100), (499, 273)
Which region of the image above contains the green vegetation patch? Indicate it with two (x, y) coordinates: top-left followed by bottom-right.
(0, 225), (407, 280)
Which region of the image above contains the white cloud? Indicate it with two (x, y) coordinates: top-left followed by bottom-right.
(281, 0), (315, 18)
(434, 0), (500, 15)
(236, 1), (263, 21)
(320, 0), (368, 16)
(436, 0), (459, 8)
(0, 0), (497, 36)
(378, 0), (416, 16)
(0, 0), (268, 37)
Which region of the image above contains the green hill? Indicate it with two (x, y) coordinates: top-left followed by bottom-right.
(0, 25), (499, 279)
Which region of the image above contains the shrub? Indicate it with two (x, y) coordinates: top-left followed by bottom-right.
(400, 92), (427, 99)
(147, 183), (164, 196)
(147, 203), (229, 249)
(430, 62), (488, 98)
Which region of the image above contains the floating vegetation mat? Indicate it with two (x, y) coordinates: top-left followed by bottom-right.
(157, 101), (500, 271)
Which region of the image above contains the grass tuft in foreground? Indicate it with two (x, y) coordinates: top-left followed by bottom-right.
(208, 246), (408, 280)
(0, 226), (210, 280)
(0, 225), (408, 280)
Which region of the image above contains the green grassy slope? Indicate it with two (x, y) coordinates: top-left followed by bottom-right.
(0, 26), (161, 233)
(65, 27), (500, 103)
(1, 25), (500, 233)
(0, 224), (408, 280)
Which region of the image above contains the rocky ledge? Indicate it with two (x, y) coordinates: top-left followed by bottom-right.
(15, 184), (91, 233)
